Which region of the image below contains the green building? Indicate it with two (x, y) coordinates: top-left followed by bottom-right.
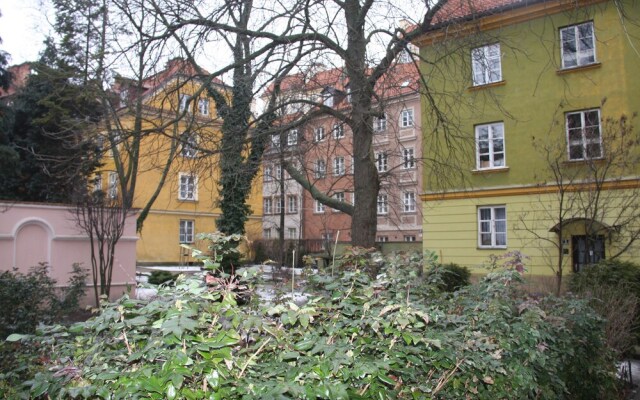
(415, 0), (640, 287)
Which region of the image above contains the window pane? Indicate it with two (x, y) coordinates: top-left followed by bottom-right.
(479, 208), (491, 221)
(481, 233), (492, 246)
(586, 143), (602, 158)
(493, 153), (504, 166)
(494, 207), (506, 220)
(495, 233), (507, 246)
(584, 110), (599, 126)
(569, 145), (584, 160)
(566, 113), (582, 129)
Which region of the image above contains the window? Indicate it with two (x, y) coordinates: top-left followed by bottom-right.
(478, 206), (507, 248)
(403, 191), (416, 212)
(181, 132), (198, 158)
(566, 109), (602, 160)
(263, 228), (272, 239)
(264, 198), (273, 214)
(198, 99), (209, 115)
(333, 157), (345, 176)
(287, 227), (297, 239)
(274, 197), (283, 214)
(375, 152), (388, 173)
(93, 174), (102, 192)
(345, 85), (352, 103)
(333, 192), (345, 212)
(374, 114), (387, 132)
(276, 165), (283, 180)
(179, 94), (192, 112)
(314, 159), (326, 179)
(108, 172), (118, 199)
(560, 22), (596, 69)
(271, 134), (281, 148)
(377, 236), (389, 242)
(323, 92), (334, 107)
(404, 235), (417, 242)
(333, 123), (345, 139)
(314, 199), (325, 213)
(403, 148), (416, 169)
(313, 127), (325, 142)
(179, 173), (197, 200)
(287, 129), (298, 146)
(471, 43), (502, 86)
(400, 108), (414, 128)
(179, 220), (195, 243)
(264, 165), (273, 182)
(321, 232), (333, 249)
(377, 194), (388, 215)
(287, 196), (298, 213)
(475, 122), (505, 169)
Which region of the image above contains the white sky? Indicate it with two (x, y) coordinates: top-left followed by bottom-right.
(0, 0), (51, 65)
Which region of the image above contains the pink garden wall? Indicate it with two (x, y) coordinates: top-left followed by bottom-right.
(0, 201), (137, 305)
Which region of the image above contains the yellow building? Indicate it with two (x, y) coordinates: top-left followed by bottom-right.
(96, 58), (263, 265)
(415, 0), (640, 281)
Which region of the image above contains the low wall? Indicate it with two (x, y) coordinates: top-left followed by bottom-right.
(0, 201), (138, 305)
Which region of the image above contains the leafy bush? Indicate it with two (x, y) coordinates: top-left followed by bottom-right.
(569, 259), (640, 297)
(431, 263), (471, 292)
(1, 244), (619, 399)
(147, 270), (177, 285)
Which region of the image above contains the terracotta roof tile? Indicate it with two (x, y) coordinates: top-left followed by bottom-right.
(432, 0), (530, 26)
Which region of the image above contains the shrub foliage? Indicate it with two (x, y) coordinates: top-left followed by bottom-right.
(1, 250), (618, 399)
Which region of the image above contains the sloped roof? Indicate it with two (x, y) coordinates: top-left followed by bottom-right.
(431, 0), (543, 27)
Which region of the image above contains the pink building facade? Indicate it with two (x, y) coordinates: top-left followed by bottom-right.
(0, 202), (138, 305)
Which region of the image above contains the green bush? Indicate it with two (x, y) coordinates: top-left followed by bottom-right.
(147, 270), (177, 285)
(569, 259), (640, 296)
(431, 263), (471, 292)
(2, 246), (618, 399)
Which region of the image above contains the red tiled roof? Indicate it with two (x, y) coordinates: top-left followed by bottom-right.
(432, 0), (536, 26)
(139, 58), (225, 96)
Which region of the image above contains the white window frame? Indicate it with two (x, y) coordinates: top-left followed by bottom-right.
(333, 123), (345, 139)
(274, 196), (283, 214)
(271, 134), (281, 148)
(471, 43), (502, 86)
(287, 227), (297, 239)
(287, 129), (298, 146)
(179, 94), (192, 113)
(179, 220), (195, 243)
(263, 198), (273, 214)
(478, 205), (507, 249)
(276, 165), (283, 180)
(264, 165), (273, 182)
(263, 228), (272, 239)
(198, 99), (209, 116)
(377, 236), (389, 242)
(287, 195), (298, 213)
(566, 109), (602, 161)
(93, 174), (103, 192)
(403, 191), (416, 213)
(314, 199), (325, 213)
(333, 156), (345, 176)
(374, 114), (387, 132)
(313, 127), (325, 142)
(402, 147), (416, 169)
(315, 159), (326, 179)
(375, 152), (388, 173)
(404, 235), (417, 242)
(108, 172), (118, 199)
(400, 108), (414, 128)
(333, 192), (345, 212)
(178, 173), (198, 201)
(560, 22), (596, 69)
(377, 194), (388, 215)
(181, 132), (198, 158)
(475, 122), (506, 170)
(323, 93), (334, 107)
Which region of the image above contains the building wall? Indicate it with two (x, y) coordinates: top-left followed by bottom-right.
(419, 0), (640, 273)
(0, 202), (137, 305)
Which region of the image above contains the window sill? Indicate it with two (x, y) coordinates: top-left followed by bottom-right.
(556, 62), (601, 75)
(472, 166), (509, 174)
(562, 157), (605, 165)
(468, 80), (506, 91)
(477, 246), (507, 250)
(178, 198), (198, 202)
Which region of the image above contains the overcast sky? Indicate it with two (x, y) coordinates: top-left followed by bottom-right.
(0, 0), (51, 65)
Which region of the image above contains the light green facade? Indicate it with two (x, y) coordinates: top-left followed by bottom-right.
(418, 0), (640, 276)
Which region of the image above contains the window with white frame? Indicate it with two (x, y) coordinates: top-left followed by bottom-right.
(403, 191), (416, 212)
(566, 109), (602, 160)
(274, 197), (283, 214)
(314, 199), (325, 213)
(178, 173), (197, 201)
(471, 43), (502, 86)
(179, 220), (195, 243)
(264, 165), (273, 182)
(333, 192), (345, 212)
(400, 108), (414, 128)
(403, 147), (416, 169)
(287, 129), (298, 146)
(333, 156), (345, 176)
(333, 123), (345, 139)
(478, 206), (507, 248)
(560, 22), (596, 69)
(263, 198), (273, 214)
(377, 236), (389, 242)
(377, 194), (388, 215)
(198, 99), (209, 116)
(276, 165), (283, 180)
(180, 132), (198, 158)
(179, 94), (192, 112)
(374, 114), (387, 132)
(475, 122), (505, 169)
(271, 134), (281, 148)
(345, 85), (352, 103)
(315, 159), (326, 179)
(375, 152), (388, 173)
(323, 92), (334, 107)
(93, 174), (102, 192)
(313, 127), (325, 142)
(287, 196), (298, 213)
(287, 227), (297, 239)
(404, 235), (417, 242)
(108, 172), (118, 199)
(263, 228), (272, 239)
